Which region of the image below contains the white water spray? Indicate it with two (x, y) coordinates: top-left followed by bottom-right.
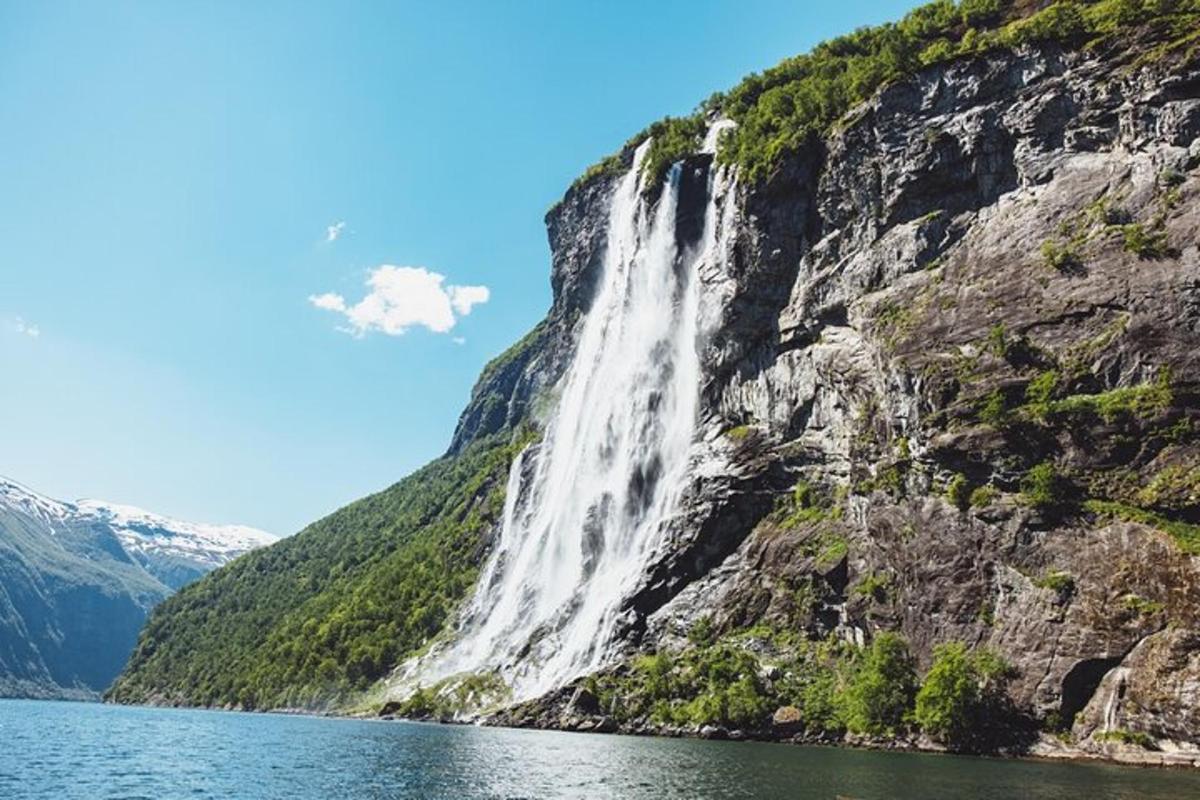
(411, 133), (737, 702)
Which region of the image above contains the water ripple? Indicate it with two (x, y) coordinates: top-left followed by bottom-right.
(3, 700), (1200, 800)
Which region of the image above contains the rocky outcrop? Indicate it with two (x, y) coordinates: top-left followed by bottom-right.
(447, 170), (629, 455)
(448, 33), (1200, 764)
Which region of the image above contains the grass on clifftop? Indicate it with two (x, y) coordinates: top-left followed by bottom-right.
(569, 0), (1200, 193)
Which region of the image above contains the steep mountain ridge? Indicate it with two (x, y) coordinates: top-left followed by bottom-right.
(74, 498), (276, 590)
(0, 477), (273, 698)
(113, 0), (1200, 765)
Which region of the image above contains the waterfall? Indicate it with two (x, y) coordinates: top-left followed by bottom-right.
(1102, 666), (1130, 733)
(410, 133), (736, 702)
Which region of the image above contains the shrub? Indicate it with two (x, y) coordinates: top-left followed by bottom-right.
(853, 572), (891, 602)
(946, 474), (972, 511)
(842, 633), (917, 735)
(960, 0), (1003, 25)
(1122, 594), (1165, 616)
(900, 0), (959, 37)
(1046, 369), (1173, 422)
(1041, 239), (1081, 272)
(688, 616), (716, 647)
(726, 424), (754, 441)
(799, 667), (844, 734)
(391, 672), (511, 719)
(919, 38), (957, 65)
(969, 485), (999, 508)
(1021, 462), (1066, 509)
(979, 389), (1008, 426)
(1159, 167), (1186, 188)
(1137, 462), (1200, 510)
(1095, 728), (1157, 749)
(914, 642), (1015, 748)
(1023, 369), (1059, 414)
(1089, 0), (1155, 30)
(914, 643), (977, 743)
(618, 644), (775, 730)
(1121, 223), (1169, 258)
(1002, 2), (1088, 46)
(679, 646), (772, 729)
(634, 651), (676, 700)
(814, 531), (849, 566)
(777, 479), (843, 527)
(1033, 570), (1075, 598)
(986, 323), (1009, 357)
(397, 685), (439, 717)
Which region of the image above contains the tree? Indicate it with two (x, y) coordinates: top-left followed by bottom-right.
(915, 641), (1015, 749)
(842, 633), (917, 735)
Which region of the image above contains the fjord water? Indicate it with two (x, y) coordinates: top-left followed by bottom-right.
(4, 701), (1199, 800)
(414, 140), (733, 699)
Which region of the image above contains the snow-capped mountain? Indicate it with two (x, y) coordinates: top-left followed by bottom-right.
(0, 475), (74, 529)
(76, 499), (276, 588)
(0, 475), (277, 698)
(0, 476), (276, 589)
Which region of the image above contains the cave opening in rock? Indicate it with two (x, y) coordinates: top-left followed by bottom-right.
(1059, 656), (1123, 728)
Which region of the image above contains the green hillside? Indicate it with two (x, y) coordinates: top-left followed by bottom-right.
(107, 432), (526, 708)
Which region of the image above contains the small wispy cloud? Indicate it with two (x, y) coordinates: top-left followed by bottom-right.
(308, 293), (346, 312)
(10, 317), (40, 339)
(452, 337), (466, 346)
(308, 265), (490, 338)
(325, 221), (347, 243)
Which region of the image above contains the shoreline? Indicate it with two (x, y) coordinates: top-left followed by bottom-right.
(497, 721), (1200, 771)
(84, 695), (1200, 770)
(386, 706), (1200, 771)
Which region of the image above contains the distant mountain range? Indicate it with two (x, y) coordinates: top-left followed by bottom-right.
(0, 476), (275, 699)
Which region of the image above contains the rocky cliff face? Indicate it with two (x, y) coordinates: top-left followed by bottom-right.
(450, 38), (1200, 763)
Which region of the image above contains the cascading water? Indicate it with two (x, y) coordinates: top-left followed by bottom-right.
(410, 132), (737, 702)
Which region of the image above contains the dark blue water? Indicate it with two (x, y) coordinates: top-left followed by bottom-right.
(2, 700), (1199, 799)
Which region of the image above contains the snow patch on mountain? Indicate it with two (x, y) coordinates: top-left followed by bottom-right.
(0, 477), (73, 530)
(75, 499), (276, 571)
(1, 475), (277, 576)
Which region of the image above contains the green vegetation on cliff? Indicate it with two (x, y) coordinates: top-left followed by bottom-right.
(914, 642), (1016, 746)
(588, 629), (1018, 750)
(108, 432), (528, 709)
(572, 0), (1200, 190)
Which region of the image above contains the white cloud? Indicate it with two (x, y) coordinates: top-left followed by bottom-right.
(309, 265), (490, 337)
(448, 285), (490, 316)
(325, 221), (346, 243)
(307, 292), (346, 312)
(11, 317), (40, 339)
(452, 337), (466, 346)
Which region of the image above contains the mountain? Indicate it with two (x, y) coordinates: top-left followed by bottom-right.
(111, 0), (1200, 766)
(74, 499), (276, 590)
(0, 477), (274, 699)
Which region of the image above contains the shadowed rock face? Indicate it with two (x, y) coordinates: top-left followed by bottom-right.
(450, 36), (1200, 761)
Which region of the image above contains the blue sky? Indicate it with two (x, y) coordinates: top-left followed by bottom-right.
(0, 0), (920, 534)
